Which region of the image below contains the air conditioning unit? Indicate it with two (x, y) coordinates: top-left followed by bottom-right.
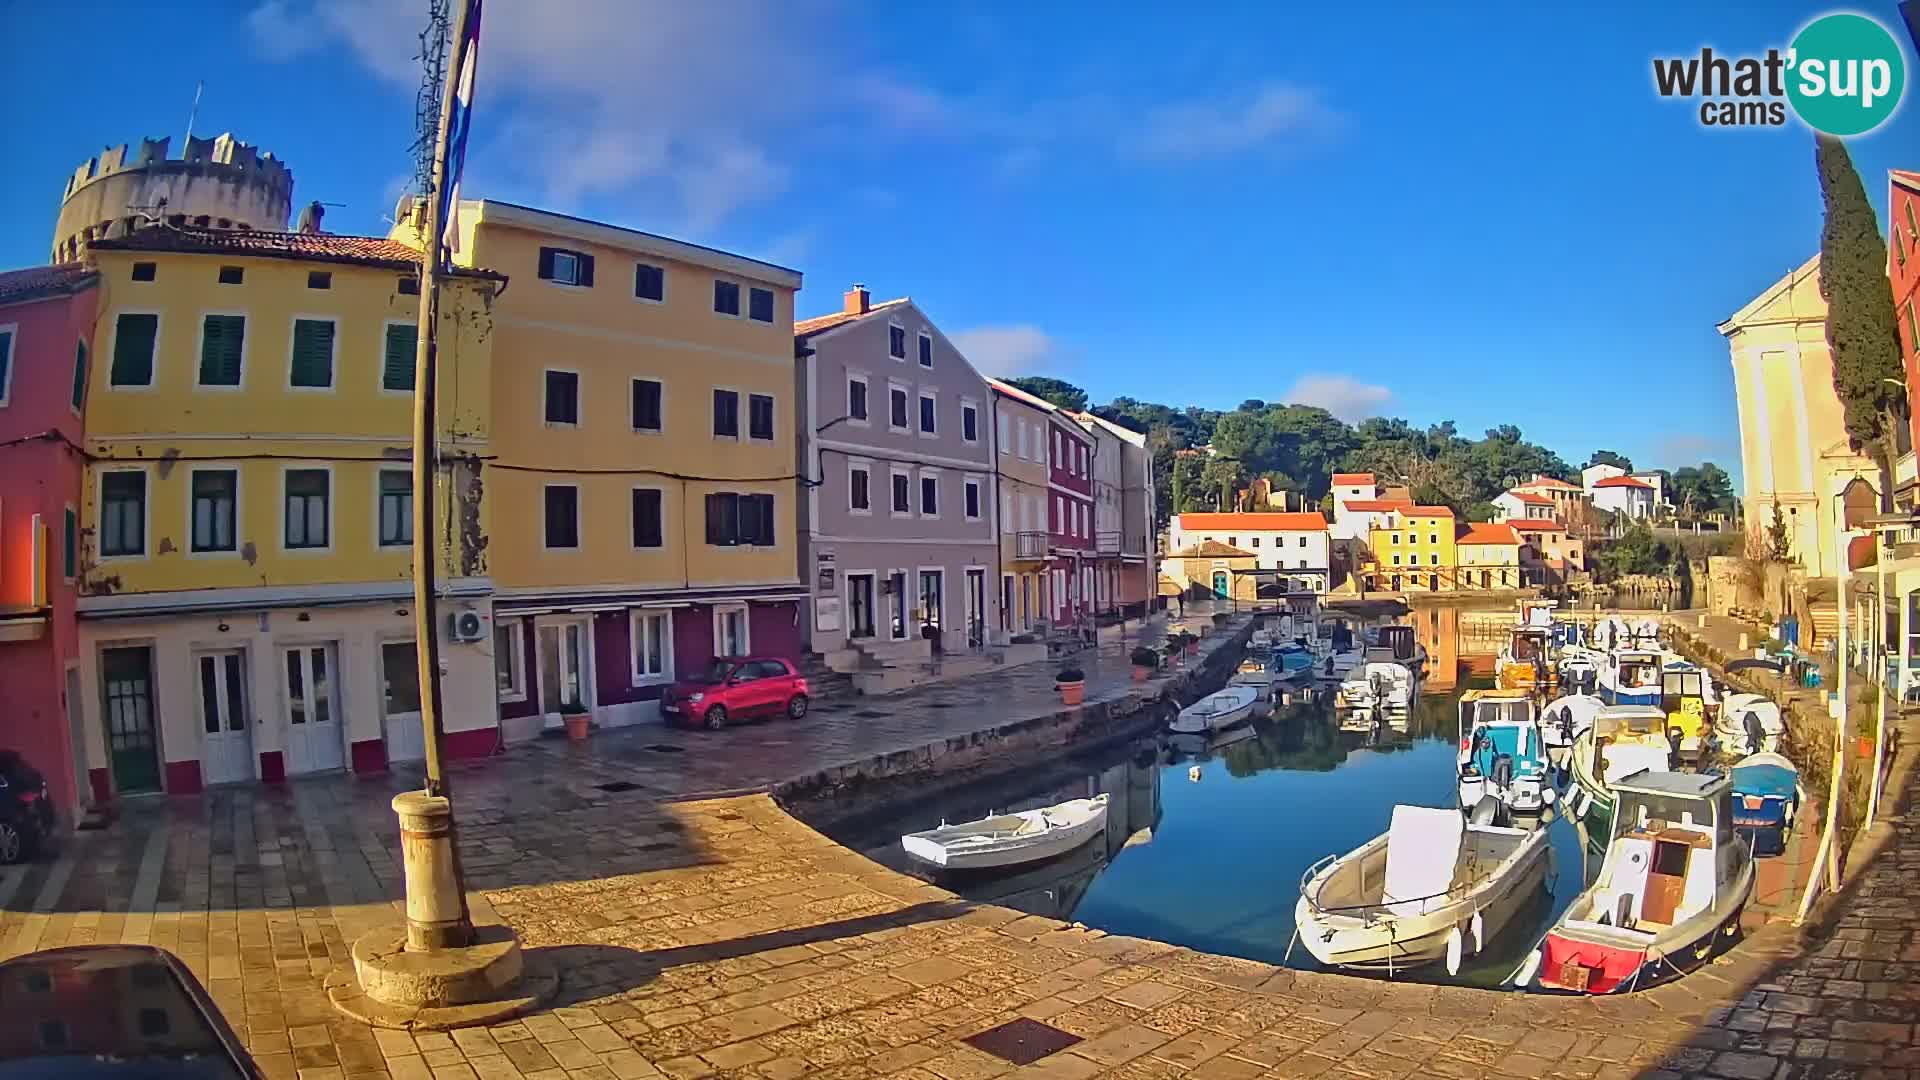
(447, 609), (485, 643)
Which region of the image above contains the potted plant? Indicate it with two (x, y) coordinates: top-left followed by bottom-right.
(562, 699), (591, 741)
(1854, 686), (1878, 758)
(1212, 612), (1230, 628)
(1056, 666), (1086, 706)
(1130, 646), (1158, 681)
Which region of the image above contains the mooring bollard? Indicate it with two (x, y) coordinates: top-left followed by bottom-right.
(1738, 632), (1749, 651)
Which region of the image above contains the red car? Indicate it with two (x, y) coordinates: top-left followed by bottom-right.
(660, 657), (810, 729)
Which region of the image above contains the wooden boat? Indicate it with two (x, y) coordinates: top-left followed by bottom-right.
(1296, 804), (1552, 975)
(1567, 705), (1672, 846)
(1170, 686), (1260, 734)
(901, 794), (1109, 870)
(1456, 690), (1554, 814)
(1524, 772), (1752, 993)
(1715, 694), (1784, 757)
(1497, 627), (1555, 692)
(1540, 692), (1604, 771)
(1599, 650), (1664, 707)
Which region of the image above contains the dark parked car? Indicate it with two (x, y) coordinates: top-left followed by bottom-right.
(660, 658), (810, 729)
(0, 751), (54, 864)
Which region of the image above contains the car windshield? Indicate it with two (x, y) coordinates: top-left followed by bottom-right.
(703, 660), (740, 683)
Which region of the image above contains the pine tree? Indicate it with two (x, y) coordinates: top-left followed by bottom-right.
(1816, 135), (1905, 506)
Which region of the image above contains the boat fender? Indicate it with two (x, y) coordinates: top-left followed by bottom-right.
(1188, 765), (1202, 783)
(1783, 801), (1794, 826)
(1445, 927), (1464, 977)
(1469, 911), (1484, 956)
(1570, 789), (1591, 820)
(1541, 786), (1557, 806)
(1513, 949), (1543, 988)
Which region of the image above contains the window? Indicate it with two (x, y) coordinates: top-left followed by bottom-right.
(749, 393), (775, 440)
(1429, 533), (1438, 545)
(1430, 553), (1440, 565)
(544, 485), (579, 549)
(997, 415), (1009, 453)
(495, 618), (526, 701)
(848, 376), (869, 422)
(631, 378), (663, 432)
(383, 323), (417, 391)
(748, 287), (774, 323)
(1299, 560), (1309, 570)
(713, 388), (740, 437)
(634, 263), (665, 302)
(919, 392), (936, 434)
(965, 478), (981, 520)
(284, 469), (330, 549)
(1299, 536), (1308, 547)
(0, 329), (11, 406)
(131, 262), (156, 282)
(632, 488), (663, 548)
(1392, 554), (1401, 566)
(398, 277), (420, 296)
(962, 403), (979, 442)
(891, 471), (911, 514)
(100, 471), (146, 556)
(197, 314), (246, 387)
(538, 247), (593, 286)
(705, 492), (775, 546)
(62, 508), (76, 580)
(715, 604), (750, 657)
(544, 369), (579, 425)
(1251, 537), (1261, 548)
(71, 340), (87, 412)
(888, 324), (906, 359)
(289, 318), (335, 388)
(889, 385), (909, 429)
(1053, 429), (1062, 463)
(378, 470), (412, 547)
(920, 474), (939, 516)
(1000, 491), (1012, 533)
(850, 465), (871, 512)
(217, 266), (244, 285)
(918, 332), (933, 367)
(713, 280), (741, 316)
(1227, 535), (1238, 546)
(631, 609), (673, 682)
(307, 271), (331, 290)
(1017, 421), (1029, 460)
(1390, 533), (1400, 545)
(191, 470), (238, 553)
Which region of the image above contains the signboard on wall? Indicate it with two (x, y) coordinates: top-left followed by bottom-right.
(816, 550), (836, 593)
(815, 597), (842, 632)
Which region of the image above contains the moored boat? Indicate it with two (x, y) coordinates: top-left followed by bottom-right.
(1296, 804), (1552, 975)
(1540, 692), (1604, 772)
(1523, 772), (1752, 993)
(1456, 690), (1554, 814)
(1714, 693), (1784, 757)
(901, 794), (1110, 870)
(1729, 751), (1799, 829)
(1227, 658), (1280, 720)
(1598, 649), (1664, 707)
(1170, 686), (1261, 734)
(1567, 705), (1673, 845)
(1337, 661), (1416, 712)
(1658, 662), (1716, 758)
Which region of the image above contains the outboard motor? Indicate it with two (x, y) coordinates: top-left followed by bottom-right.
(1744, 710), (1767, 755)
(1469, 794), (1512, 828)
(1491, 753), (1515, 792)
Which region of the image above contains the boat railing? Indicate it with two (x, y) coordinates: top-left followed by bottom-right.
(1301, 853), (1509, 926)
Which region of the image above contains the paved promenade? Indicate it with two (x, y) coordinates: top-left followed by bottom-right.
(0, 611), (1914, 1079)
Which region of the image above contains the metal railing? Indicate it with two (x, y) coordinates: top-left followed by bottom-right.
(1014, 531), (1048, 560)
(1095, 530), (1122, 555)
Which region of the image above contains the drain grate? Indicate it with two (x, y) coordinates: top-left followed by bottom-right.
(963, 1018), (1081, 1065)
(594, 781), (643, 793)
(643, 744), (687, 754)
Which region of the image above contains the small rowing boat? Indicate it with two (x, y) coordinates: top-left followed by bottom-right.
(1170, 686), (1261, 734)
(901, 794), (1110, 870)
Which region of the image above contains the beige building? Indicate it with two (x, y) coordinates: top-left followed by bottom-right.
(1720, 255), (1877, 576)
(1160, 540), (1259, 602)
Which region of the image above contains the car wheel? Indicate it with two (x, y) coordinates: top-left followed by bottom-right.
(0, 823), (21, 865)
(704, 705), (728, 730)
(787, 695), (810, 720)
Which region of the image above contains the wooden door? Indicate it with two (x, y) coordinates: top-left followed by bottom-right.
(1640, 840), (1690, 925)
(101, 646), (161, 793)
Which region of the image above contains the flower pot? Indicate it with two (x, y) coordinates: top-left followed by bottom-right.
(1058, 680), (1086, 706)
(564, 714), (591, 741)
(1132, 665), (1151, 682)
(1856, 736), (1875, 759)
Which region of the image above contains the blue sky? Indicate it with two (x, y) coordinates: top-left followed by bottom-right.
(4, 1), (1916, 481)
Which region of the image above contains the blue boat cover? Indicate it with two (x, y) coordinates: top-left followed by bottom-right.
(1731, 763), (1797, 800)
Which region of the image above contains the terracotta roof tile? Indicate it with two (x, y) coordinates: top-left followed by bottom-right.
(90, 226), (503, 279)
(1518, 475), (1580, 490)
(1508, 517), (1565, 530)
(1458, 522), (1521, 545)
(1167, 540), (1256, 558)
(1331, 472), (1374, 485)
(794, 297), (911, 342)
(1593, 475), (1653, 489)
(1408, 505), (1455, 517)
(1177, 512), (1327, 531)
(1342, 499), (1412, 513)
(1505, 491), (1553, 504)
(0, 263), (95, 306)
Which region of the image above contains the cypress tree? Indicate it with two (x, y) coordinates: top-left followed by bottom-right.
(1815, 135), (1905, 505)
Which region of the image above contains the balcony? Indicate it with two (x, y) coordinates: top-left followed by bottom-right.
(1095, 530), (1122, 556)
(1014, 531), (1048, 560)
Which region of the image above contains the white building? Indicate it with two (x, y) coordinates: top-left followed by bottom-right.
(1581, 463), (1627, 493)
(1167, 512), (1330, 592)
(1629, 471), (1669, 512)
(1591, 474), (1656, 518)
(1491, 490), (1556, 523)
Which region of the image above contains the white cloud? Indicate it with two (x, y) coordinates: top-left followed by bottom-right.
(1282, 374), (1391, 422)
(949, 325), (1065, 378)
(1128, 83), (1338, 160)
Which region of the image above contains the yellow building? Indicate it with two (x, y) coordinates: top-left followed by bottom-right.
(74, 227), (501, 796)
(1456, 522), (1522, 589)
(1365, 506), (1458, 591)
(1720, 254), (1878, 576)
(405, 199), (805, 737)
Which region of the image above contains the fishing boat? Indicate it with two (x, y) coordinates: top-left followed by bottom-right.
(1337, 661), (1416, 712)
(900, 794), (1110, 871)
(1658, 663), (1716, 759)
(1227, 658), (1280, 720)
(1457, 690), (1555, 815)
(1714, 693), (1784, 757)
(1540, 691), (1604, 772)
(1296, 804), (1552, 975)
(1557, 650), (1600, 694)
(1170, 686), (1261, 734)
(1729, 752), (1800, 830)
(1522, 772), (1752, 993)
(1248, 626), (1277, 652)
(1497, 603), (1559, 691)
(1598, 649), (1664, 707)
(1567, 705), (1673, 845)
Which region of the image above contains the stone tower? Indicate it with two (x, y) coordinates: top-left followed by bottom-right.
(52, 134), (294, 261)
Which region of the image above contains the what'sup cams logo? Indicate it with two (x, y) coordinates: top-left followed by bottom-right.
(1653, 12), (1907, 135)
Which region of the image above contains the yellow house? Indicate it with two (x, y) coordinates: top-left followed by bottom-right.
(990, 379), (1058, 633)
(401, 199), (805, 736)
(1720, 254), (1878, 577)
(74, 227), (501, 797)
(1456, 522), (1522, 589)
(1365, 506), (1458, 591)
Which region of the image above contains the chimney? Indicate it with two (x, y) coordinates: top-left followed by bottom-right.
(843, 283), (870, 315)
(295, 200), (325, 234)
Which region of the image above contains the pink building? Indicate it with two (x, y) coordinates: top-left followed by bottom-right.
(1045, 412), (1097, 621)
(0, 265), (97, 825)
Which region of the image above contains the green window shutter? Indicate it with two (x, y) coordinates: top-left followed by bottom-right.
(63, 508), (76, 579)
(71, 340), (88, 411)
(290, 319), (335, 388)
(111, 314), (157, 386)
(198, 314), (245, 386)
(383, 323), (418, 391)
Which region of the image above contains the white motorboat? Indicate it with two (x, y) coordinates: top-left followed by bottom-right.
(901, 794), (1110, 870)
(1456, 691), (1555, 815)
(1337, 661), (1415, 712)
(1540, 692), (1604, 771)
(1170, 686), (1261, 734)
(1227, 658), (1279, 720)
(1714, 693), (1784, 757)
(1296, 804), (1552, 975)
(1567, 705), (1673, 847)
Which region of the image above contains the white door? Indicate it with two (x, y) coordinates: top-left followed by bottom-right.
(282, 644), (344, 775)
(536, 618), (593, 724)
(380, 641), (425, 764)
(196, 650), (253, 785)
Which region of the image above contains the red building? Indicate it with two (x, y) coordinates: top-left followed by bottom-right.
(1046, 412), (1097, 622)
(1893, 170), (1920, 456)
(0, 265), (97, 826)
